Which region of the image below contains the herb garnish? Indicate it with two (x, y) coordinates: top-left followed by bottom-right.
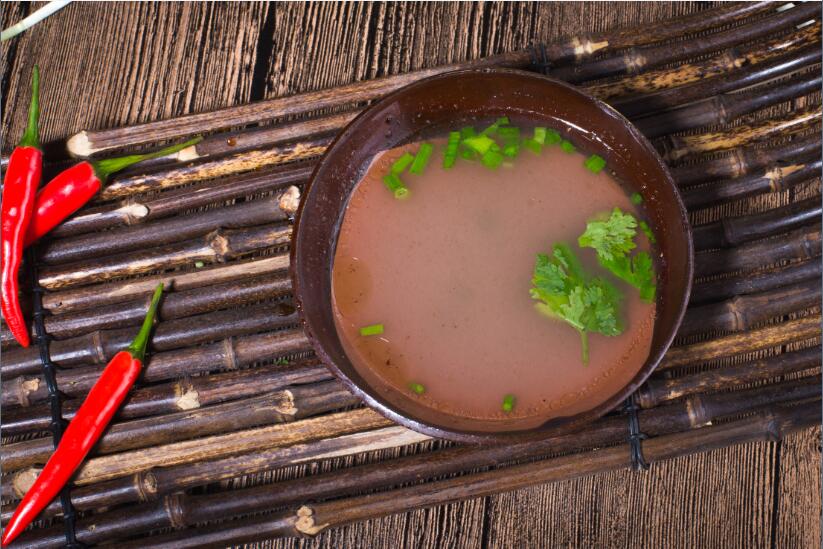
(584, 154), (606, 174)
(578, 208), (657, 302)
(530, 243), (623, 365)
(359, 323), (385, 336)
(409, 382), (426, 394)
(502, 394), (516, 413)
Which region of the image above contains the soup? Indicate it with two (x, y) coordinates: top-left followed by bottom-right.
(331, 122), (657, 430)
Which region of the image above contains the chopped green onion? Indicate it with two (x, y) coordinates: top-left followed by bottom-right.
(497, 126), (520, 141)
(460, 148), (478, 160)
(502, 394), (515, 413)
(560, 140), (576, 153)
(533, 127), (547, 145)
(194, 261), (205, 268)
(584, 154), (606, 174)
(382, 173), (410, 199)
(522, 138), (542, 154)
(544, 129), (562, 145)
(481, 116), (510, 136)
(409, 382), (426, 394)
(463, 134), (496, 155)
(409, 142), (434, 174)
(639, 220), (656, 243)
(359, 323), (384, 336)
(275, 358), (289, 365)
(503, 142), (520, 158)
(460, 126), (477, 139)
(443, 131), (461, 168)
(481, 149), (504, 169)
(631, 192), (643, 205)
(391, 152), (414, 174)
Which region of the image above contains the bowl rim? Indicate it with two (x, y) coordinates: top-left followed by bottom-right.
(291, 67), (694, 444)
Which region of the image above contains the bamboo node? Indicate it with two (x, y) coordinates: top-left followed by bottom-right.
(165, 493), (188, 529)
(120, 201), (150, 225)
(279, 185), (302, 215)
(686, 394), (709, 428)
(222, 337), (238, 370)
(66, 130), (98, 158)
(135, 471), (159, 501)
(294, 505), (329, 536)
(13, 467), (40, 497)
(275, 389), (299, 417)
(14, 376), (40, 407)
(208, 230), (230, 260)
(176, 388), (201, 410)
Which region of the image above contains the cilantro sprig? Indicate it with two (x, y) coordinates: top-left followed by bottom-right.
(578, 208), (657, 302)
(530, 244), (623, 365)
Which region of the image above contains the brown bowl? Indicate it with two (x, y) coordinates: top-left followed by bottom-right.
(291, 68), (693, 443)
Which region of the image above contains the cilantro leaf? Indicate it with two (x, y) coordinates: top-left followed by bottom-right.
(578, 208), (657, 302)
(530, 244), (623, 365)
(577, 207), (637, 261)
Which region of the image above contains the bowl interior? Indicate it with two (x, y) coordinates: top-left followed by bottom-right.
(292, 68), (693, 443)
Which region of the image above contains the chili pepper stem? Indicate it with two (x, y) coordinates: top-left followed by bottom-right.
(126, 283), (164, 361)
(18, 65), (40, 149)
(92, 136), (203, 183)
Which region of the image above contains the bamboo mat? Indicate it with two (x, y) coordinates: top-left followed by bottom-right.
(3, 2), (819, 545)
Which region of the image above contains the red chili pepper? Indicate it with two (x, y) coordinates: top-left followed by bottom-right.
(1, 284), (164, 546)
(24, 136), (202, 246)
(1, 66), (41, 348)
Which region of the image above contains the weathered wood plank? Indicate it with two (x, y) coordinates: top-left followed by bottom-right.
(774, 428), (822, 548)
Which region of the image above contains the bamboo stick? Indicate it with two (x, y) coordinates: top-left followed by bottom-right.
(612, 43), (822, 118)
(96, 136), (330, 201)
(2, 326), (310, 409)
(664, 105), (821, 162)
(1, 300), (298, 379)
(37, 187), (300, 265)
(677, 278), (820, 338)
(588, 22), (820, 100)
(37, 222), (292, 290)
(549, 3), (818, 84)
(638, 347), (820, 408)
(633, 71), (822, 139)
(6, 374), (815, 529)
(49, 162), (313, 239)
(42, 253), (288, 315)
(690, 259), (821, 305)
(660, 315), (821, 371)
(118, 402), (819, 549)
(0, 361), (332, 436)
(694, 225), (821, 278)
(671, 132), (821, 187)
(682, 157), (822, 209)
(63, 2), (773, 158)
(692, 197), (822, 250)
(18, 394), (819, 549)
(2, 381), (357, 472)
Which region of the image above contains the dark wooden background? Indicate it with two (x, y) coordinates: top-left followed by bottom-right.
(1, 2), (819, 547)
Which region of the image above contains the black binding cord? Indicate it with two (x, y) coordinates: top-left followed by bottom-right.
(623, 392), (650, 471)
(26, 247), (85, 548)
(528, 42), (552, 74)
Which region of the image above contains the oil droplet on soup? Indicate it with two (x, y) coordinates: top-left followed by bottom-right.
(332, 134), (656, 428)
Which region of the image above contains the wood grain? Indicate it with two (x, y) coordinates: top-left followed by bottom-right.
(1, 2), (819, 548)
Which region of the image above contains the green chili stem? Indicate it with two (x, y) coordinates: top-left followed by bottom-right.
(126, 284), (164, 361)
(19, 65), (39, 149)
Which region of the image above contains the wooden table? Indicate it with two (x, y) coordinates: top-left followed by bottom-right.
(1, 2), (819, 547)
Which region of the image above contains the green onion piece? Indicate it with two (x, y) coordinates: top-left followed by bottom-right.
(409, 382), (426, 394)
(631, 192), (643, 205)
(275, 358), (289, 365)
(460, 126), (477, 139)
(382, 173), (409, 199)
(639, 220), (656, 243)
(359, 323), (384, 336)
(481, 149), (504, 169)
(584, 154), (606, 174)
(391, 152), (414, 174)
(545, 129), (562, 145)
(497, 126), (520, 141)
(481, 116), (510, 136)
(560, 140), (576, 153)
(502, 394), (515, 413)
(460, 148), (477, 160)
(463, 134), (496, 155)
(533, 127), (547, 145)
(503, 142), (520, 158)
(194, 261), (205, 268)
(409, 142), (434, 174)
(443, 131), (461, 169)
(522, 138), (542, 154)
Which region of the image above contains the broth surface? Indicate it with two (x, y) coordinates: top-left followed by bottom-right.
(332, 137), (656, 427)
